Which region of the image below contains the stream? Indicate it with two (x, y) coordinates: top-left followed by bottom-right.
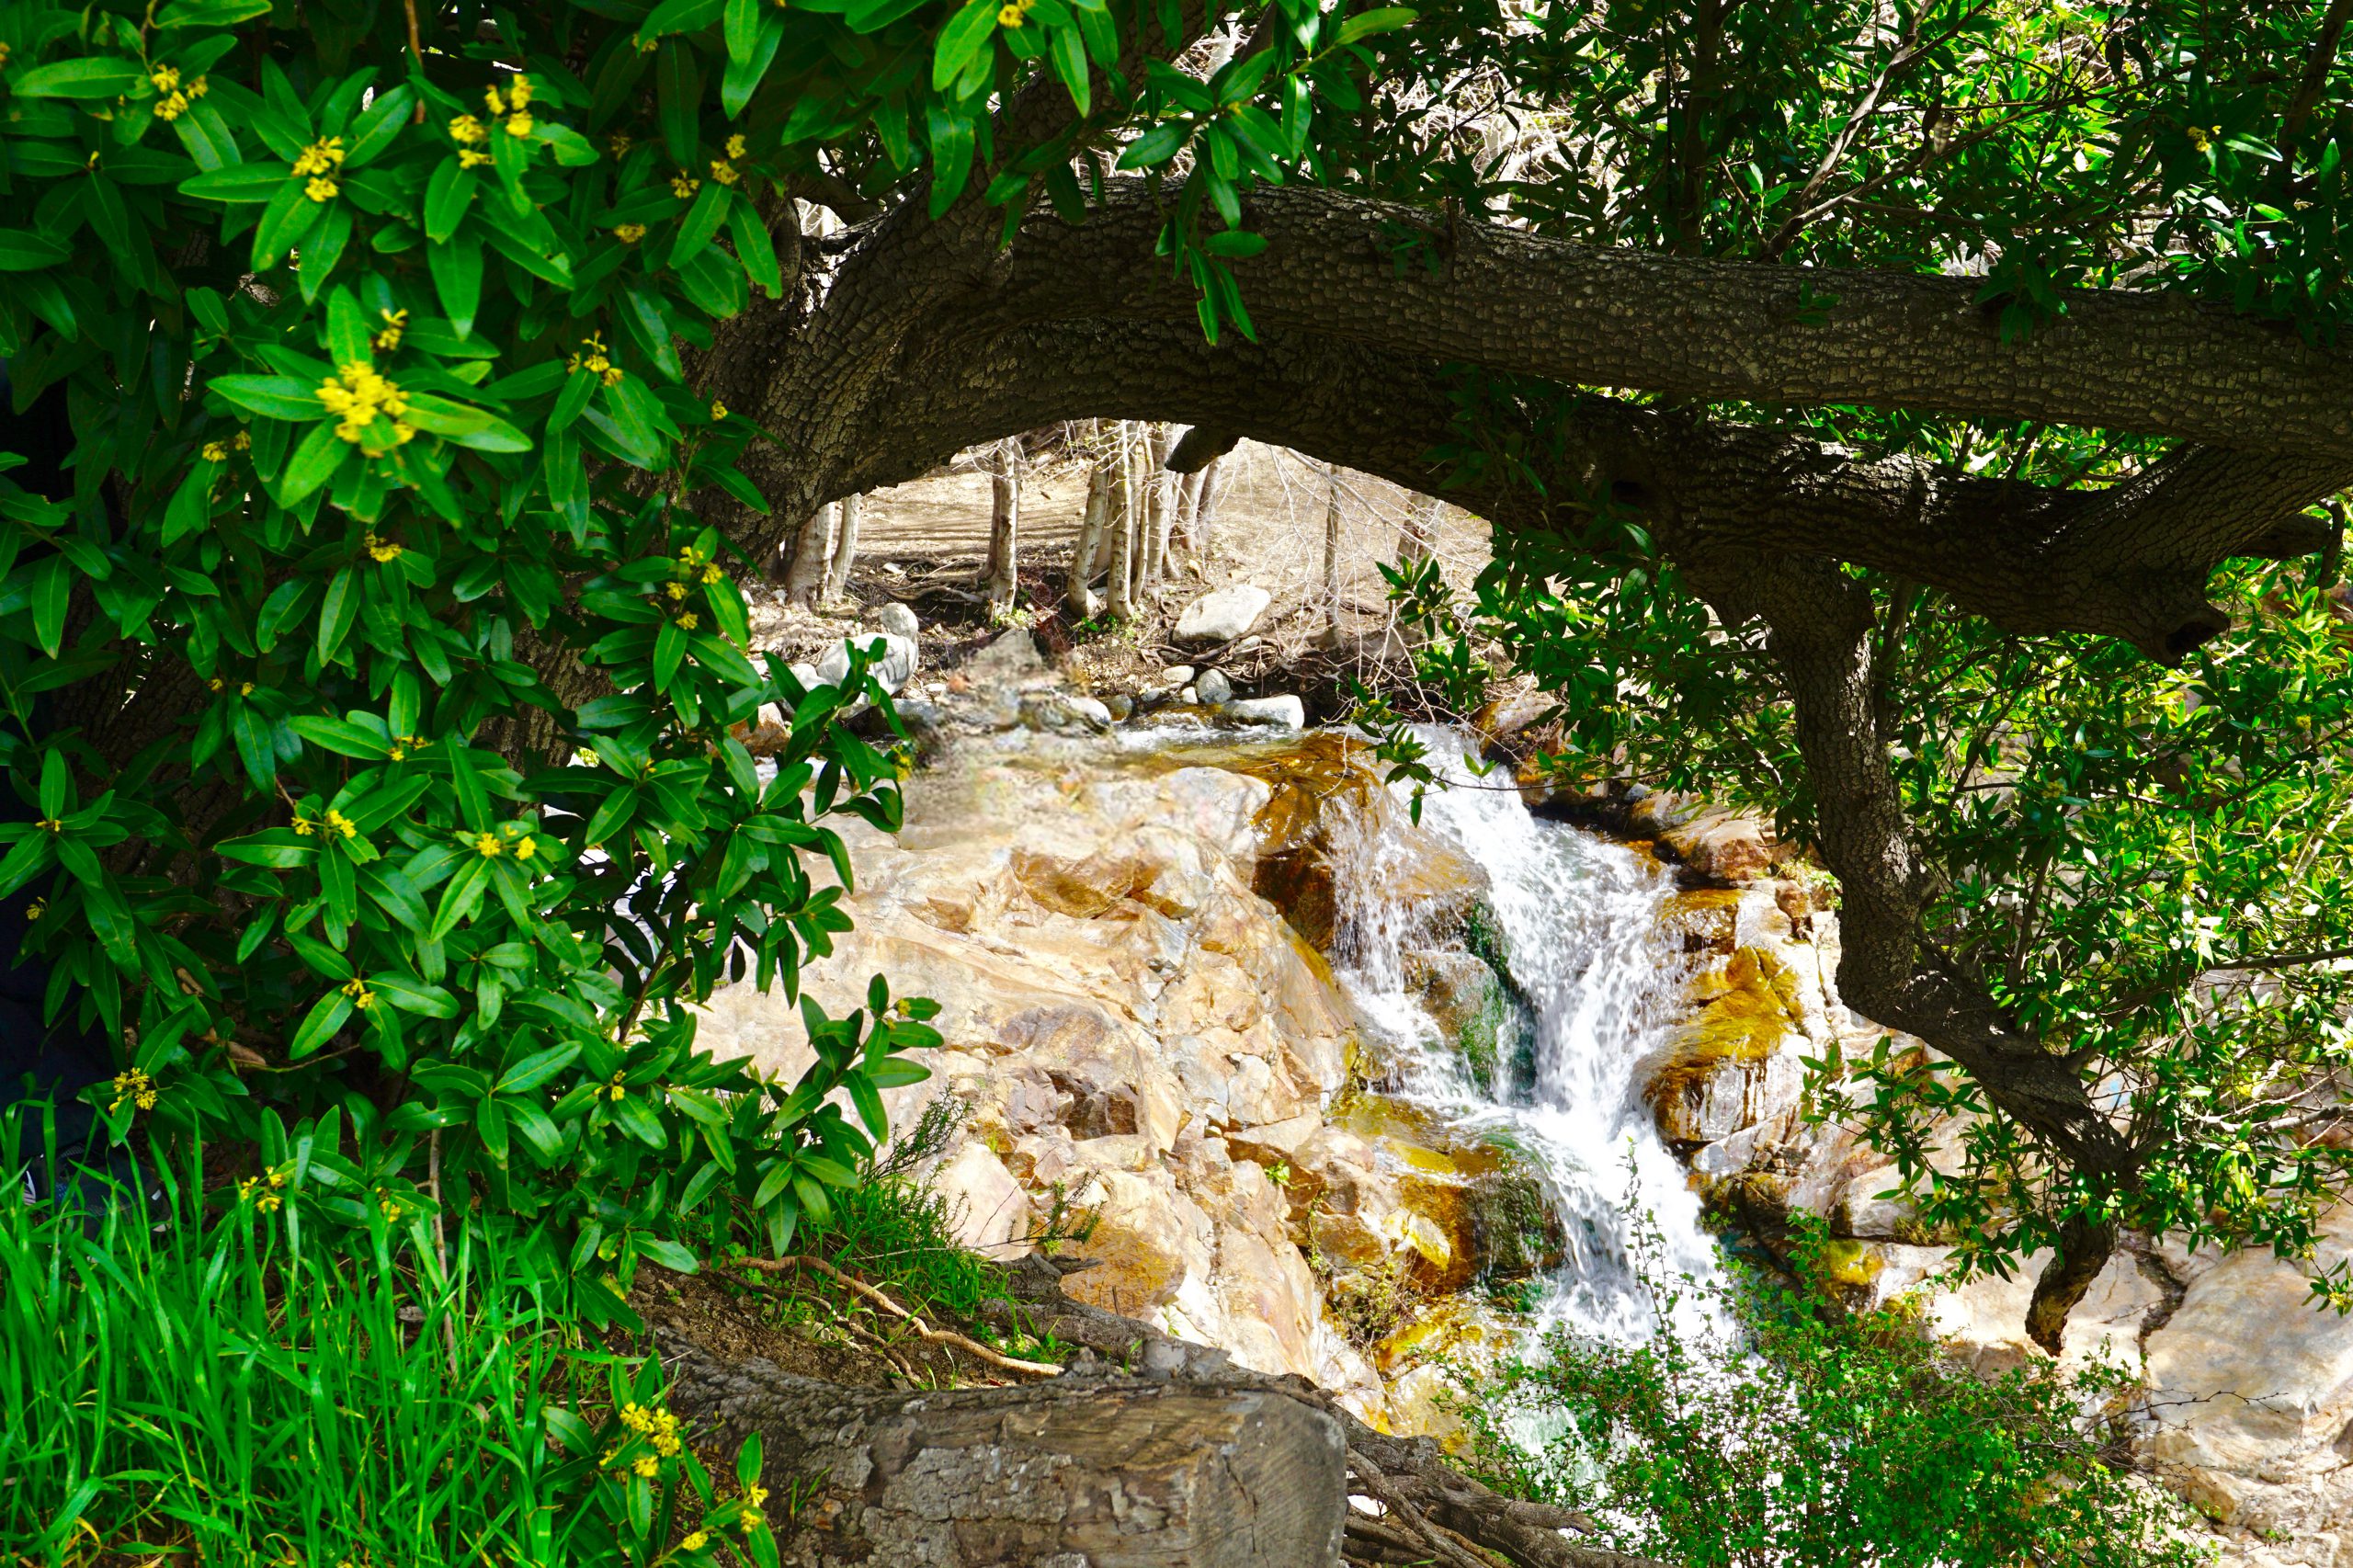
(1328, 731), (1726, 1343)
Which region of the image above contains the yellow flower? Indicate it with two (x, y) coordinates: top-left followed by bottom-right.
(472, 832), (504, 858)
(2187, 124), (2210, 151)
(671, 174), (700, 199)
(997, 4), (1023, 24)
(631, 1454), (659, 1479)
(507, 73), (533, 108)
(233, 429), (251, 451)
(514, 835), (538, 860)
(365, 532), (404, 562)
(0, 43), (12, 67)
(378, 1192), (404, 1221)
(305, 176), (340, 202)
(155, 90), (192, 121)
(324, 809), (358, 838)
(208, 677), (224, 692)
(373, 309), (408, 350)
(240, 682), (254, 696)
(24, 898), (44, 922)
(201, 441), (229, 462)
(567, 334), (618, 382)
(665, 580), (688, 600)
(506, 112), (534, 138)
(34, 817), (59, 834)
(615, 222), (646, 244)
(607, 1073), (627, 1101)
(109, 1068), (157, 1114)
(725, 132), (747, 159)
(316, 363), (409, 448)
(745, 1483), (769, 1508)
(710, 159), (741, 186)
(292, 813), (317, 836)
(459, 149), (492, 169)
(700, 562), (725, 584)
(608, 132), (633, 155)
(291, 137), (347, 176)
(341, 975), (376, 1009)
(676, 611), (699, 630)
(152, 65), (181, 93)
(682, 1533), (710, 1551)
(484, 85), (506, 116)
(709, 399), (728, 420)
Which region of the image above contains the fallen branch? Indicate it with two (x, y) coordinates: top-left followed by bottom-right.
(735, 1254), (1066, 1377)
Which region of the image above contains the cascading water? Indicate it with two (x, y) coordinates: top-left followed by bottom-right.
(1331, 730), (1725, 1343)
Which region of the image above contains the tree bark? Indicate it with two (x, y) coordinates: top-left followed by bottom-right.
(1322, 461), (1344, 631)
(1396, 494), (1439, 569)
(779, 503), (837, 608)
(1104, 425), (1138, 622)
(1066, 444), (1112, 619)
(1143, 423), (1176, 587)
(660, 1334), (1347, 1568)
(823, 492), (862, 602)
(984, 439), (1020, 616)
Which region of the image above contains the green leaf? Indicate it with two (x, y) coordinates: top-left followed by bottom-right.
(0, 230), (74, 272)
(179, 163), (298, 202)
(496, 1042), (581, 1095)
(215, 829), (320, 869)
(277, 423), (348, 506)
(10, 60), (147, 99)
(932, 0), (1001, 91)
(155, 0), (277, 25)
(290, 990), (356, 1059)
(430, 234), (486, 337)
(424, 158), (477, 244)
(209, 375), (324, 420)
(1118, 121), (1188, 170)
(290, 714), (392, 758)
(668, 178), (733, 268)
(1336, 5), (1414, 42)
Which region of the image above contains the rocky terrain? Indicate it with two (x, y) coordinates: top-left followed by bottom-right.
(708, 593), (2353, 1568)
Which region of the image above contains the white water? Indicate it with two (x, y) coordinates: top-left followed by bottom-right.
(1331, 731), (1725, 1343)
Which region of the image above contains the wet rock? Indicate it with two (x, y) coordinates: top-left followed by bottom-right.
(1105, 693), (1133, 720)
(1175, 585), (1272, 643)
(1655, 805), (1774, 882)
(1643, 946), (1813, 1144)
(1066, 695), (1113, 729)
(1225, 695), (1306, 729)
(1155, 665), (1197, 689)
(1195, 668), (1233, 706)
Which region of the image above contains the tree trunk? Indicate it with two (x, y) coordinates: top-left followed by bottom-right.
(1066, 446), (1112, 619)
(1190, 453), (1224, 568)
(1321, 461), (1344, 631)
(659, 1335), (1347, 1568)
(984, 439), (1020, 616)
(823, 493), (862, 602)
(1143, 423), (1176, 587)
(1104, 426), (1138, 622)
(779, 502), (837, 608)
(1395, 494), (1439, 569)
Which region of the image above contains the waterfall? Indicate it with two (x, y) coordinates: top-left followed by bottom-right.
(1332, 730), (1724, 1343)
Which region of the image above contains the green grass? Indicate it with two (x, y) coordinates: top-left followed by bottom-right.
(0, 1141), (779, 1568)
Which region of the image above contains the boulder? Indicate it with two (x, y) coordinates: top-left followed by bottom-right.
(871, 600), (921, 641)
(1225, 695), (1305, 729)
(1195, 667), (1233, 705)
(964, 627), (1050, 684)
(813, 631), (915, 694)
(1175, 585), (1272, 643)
(1155, 664), (1197, 688)
(1066, 694), (1114, 728)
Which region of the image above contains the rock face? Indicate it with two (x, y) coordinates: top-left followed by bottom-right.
(698, 737), (1422, 1419)
(1174, 585), (1272, 643)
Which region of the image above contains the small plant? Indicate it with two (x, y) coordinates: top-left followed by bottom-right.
(1266, 1160), (1292, 1187)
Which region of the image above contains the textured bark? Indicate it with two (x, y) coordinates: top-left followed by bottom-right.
(1143, 423), (1176, 585)
(1321, 461), (1343, 630)
(1104, 426), (1139, 622)
(1066, 453), (1113, 619)
(1396, 494), (1439, 570)
(823, 493), (862, 602)
(661, 1332), (1347, 1568)
(779, 503), (836, 607)
(984, 440), (1020, 615)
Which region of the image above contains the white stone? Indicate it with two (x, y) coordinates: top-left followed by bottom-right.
(871, 601), (920, 641)
(1154, 665), (1197, 688)
(1066, 695), (1113, 728)
(1194, 668), (1233, 706)
(813, 631), (916, 694)
(1223, 695), (1305, 729)
(1173, 585), (1271, 643)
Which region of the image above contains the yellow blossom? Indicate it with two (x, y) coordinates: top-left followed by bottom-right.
(615, 222), (646, 244)
(665, 580), (688, 600)
(0, 43), (12, 67)
(508, 73), (533, 108)
(671, 174), (700, 199)
(110, 1068), (157, 1114)
(676, 611), (699, 630)
(567, 334), (619, 383)
(208, 677), (224, 691)
(292, 813), (317, 836)
(233, 429), (251, 450)
(709, 399), (728, 420)
(324, 809), (358, 838)
(632, 1455), (659, 1479)
(459, 149), (492, 169)
(373, 309), (407, 350)
(506, 112), (534, 138)
(188, 75), (208, 98)
(608, 132), (633, 155)
(700, 562), (725, 584)
(305, 176), (339, 203)
(291, 137), (347, 177)
(484, 85), (506, 116)
(607, 1073), (627, 1101)
(681, 1533), (710, 1552)
(316, 363), (409, 448)
(365, 532), (404, 562)
(341, 976), (376, 1009)
(710, 158), (741, 186)
(153, 65), (181, 93)
(998, 4), (1023, 24)
(745, 1483), (769, 1508)
(24, 899), (44, 922)
(514, 835), (537, 860)
(449, 114), (488, 145)
(472, 832), (504, 858)
(201, 441), (229, 462)
(240, 682), (254, 696)
(725, 133), (747, 159)
(34, 818), (61, 833)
